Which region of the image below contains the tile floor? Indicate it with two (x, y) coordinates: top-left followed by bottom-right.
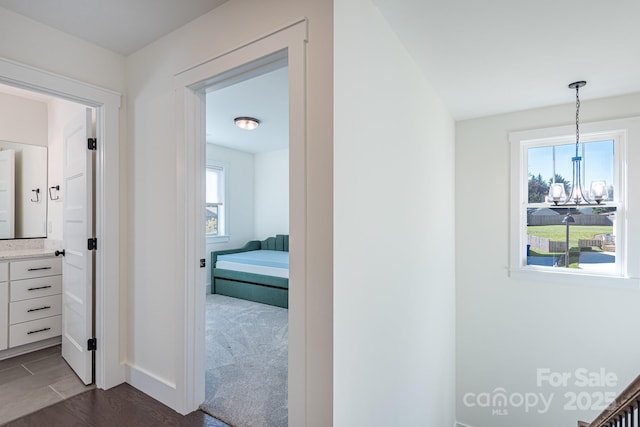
(0, 345), (94, 424)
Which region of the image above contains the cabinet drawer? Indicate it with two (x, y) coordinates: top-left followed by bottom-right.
(10, 258), (62, 280)
(10, 276), (62, 302)
(9, 315), (61, 348)
(0, 262), (7, 282)
(10, 295), (62, 324)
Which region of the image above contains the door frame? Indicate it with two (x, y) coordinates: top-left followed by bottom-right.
(173, 19), (308, 424)
(0, 57), (124, 389)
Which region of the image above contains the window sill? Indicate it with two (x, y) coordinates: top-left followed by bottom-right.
(509, 267), (640, 290)
(206, 235), (230, 244)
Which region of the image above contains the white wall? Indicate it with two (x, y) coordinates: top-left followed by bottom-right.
(205, 145), (289, 290)
(0, 8), (125, 94)
(254, 148), (289, 238)
(125, 0), (332, 422)
(334, 1), (456, 426)
(456, 93), (640, 427)
(47, 98), (88, 241)
(0, 2), (128, 382)
(0, 92), (47, 146)
(205, 143), (254, 291)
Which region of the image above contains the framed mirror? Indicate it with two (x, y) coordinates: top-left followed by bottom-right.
(0, 141), (47, 239)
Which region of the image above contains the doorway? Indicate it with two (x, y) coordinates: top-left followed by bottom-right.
(0, 57), (124, 393)
(173, 19), (308, 424)
(201, 63), (290, 425)
(0, 84), (96, 423)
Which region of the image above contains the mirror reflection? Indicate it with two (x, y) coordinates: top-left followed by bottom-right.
(0, 141), (47, 239)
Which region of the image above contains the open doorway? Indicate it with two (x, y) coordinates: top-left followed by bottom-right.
(174, 20), (307, 422)
(201, 64), (289, 425)
(0, 83), (96, 423)
(0, 57), (123, 417)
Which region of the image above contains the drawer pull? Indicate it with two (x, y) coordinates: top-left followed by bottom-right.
(27, 306), (51, 313)
(27, 285), (53, 291)
(27, 267), (52, 272)
(27, 327), (51, 335)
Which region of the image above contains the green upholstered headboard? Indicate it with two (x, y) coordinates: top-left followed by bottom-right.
(260, 234), (289, 251)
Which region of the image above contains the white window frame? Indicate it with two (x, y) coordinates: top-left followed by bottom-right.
(509, 117), (640, 286)
(206, 162), (229, 244)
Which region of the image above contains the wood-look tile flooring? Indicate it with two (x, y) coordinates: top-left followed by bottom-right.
(5, 383), (231, 427)
(0, 345), (94, 425)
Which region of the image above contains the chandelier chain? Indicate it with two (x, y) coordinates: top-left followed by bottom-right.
(575, 84), (580, 152)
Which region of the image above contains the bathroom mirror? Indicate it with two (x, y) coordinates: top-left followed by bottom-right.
(0, 141), (47, 239)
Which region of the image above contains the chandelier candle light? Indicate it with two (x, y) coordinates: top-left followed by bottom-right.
(547, 81), (609, 267)
(547, 81), (609, 206)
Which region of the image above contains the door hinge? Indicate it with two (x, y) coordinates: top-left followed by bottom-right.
(88, 338), (97, 351)
(200, 258), (206, 268)
(88, 238), (97, 250)
(88, 138), (97, 150)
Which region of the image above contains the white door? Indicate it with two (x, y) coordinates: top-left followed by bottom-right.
(61, 108), (94, 385)
(0, 149), (15, 239)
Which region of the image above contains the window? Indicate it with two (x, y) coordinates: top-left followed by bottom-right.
(510, 117), (640, 283)
(206, 165), (226, 237)
(526, 138), (617, 273)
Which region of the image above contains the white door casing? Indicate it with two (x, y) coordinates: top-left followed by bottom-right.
(173, 19), (308, 421)
(0, 57), (123, 390)
(61, 108), (94, 385)
(0, 149), (15, 239)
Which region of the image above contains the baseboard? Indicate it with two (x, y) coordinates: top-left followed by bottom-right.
(0, 336), (61, 360)
(125, 362), (177, 411)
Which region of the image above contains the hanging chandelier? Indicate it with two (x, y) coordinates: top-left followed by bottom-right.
(547, 81), (608, 206)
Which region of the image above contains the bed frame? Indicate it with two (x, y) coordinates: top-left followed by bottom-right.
(211, 234), (289, 308)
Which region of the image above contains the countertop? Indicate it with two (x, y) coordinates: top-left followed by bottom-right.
(0, 248), (57, 260)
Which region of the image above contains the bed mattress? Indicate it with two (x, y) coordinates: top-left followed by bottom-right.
(216, 250), (289, 278)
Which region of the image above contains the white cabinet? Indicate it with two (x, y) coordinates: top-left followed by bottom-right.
(10, 258), (62, 280)
(0, 257), (63, 349)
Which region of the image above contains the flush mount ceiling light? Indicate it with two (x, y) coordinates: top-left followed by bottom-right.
(547, 81), (608, 206)
(234, 116), (260, 130)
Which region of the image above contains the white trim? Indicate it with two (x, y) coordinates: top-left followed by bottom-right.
(456, 422), (477, 427)
(509, 117), (640, 285)
(173, 19), (308, 422)
(125, 362), (177, 409)
(0, 336), (61, 361)
(0, 57), (124, 389)
(206, 235), (230, 244)
(509, 268), (640, 289)
(205, 161), (227, 236)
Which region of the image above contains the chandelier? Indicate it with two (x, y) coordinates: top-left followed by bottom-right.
(547, 81), (608, 206)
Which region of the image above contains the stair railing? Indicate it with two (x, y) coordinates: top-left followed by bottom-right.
(578, 375), (640, 427)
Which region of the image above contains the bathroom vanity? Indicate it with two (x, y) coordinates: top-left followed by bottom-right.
(0, 248), (62, 356)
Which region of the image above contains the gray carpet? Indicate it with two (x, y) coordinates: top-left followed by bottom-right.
(200, 294), (288, 427)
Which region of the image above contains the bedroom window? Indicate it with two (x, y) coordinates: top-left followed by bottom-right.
(509, 117), (640, 284)
(206, 165), (226, 236)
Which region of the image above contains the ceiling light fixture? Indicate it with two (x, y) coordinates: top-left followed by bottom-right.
(234, 116), (260, 130)
(547, 81), (608, 206)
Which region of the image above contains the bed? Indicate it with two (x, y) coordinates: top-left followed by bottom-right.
(211, 234), (289, 308)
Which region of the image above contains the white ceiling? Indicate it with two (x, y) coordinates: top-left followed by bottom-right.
(0, 0), (228, 55)
(206, 66), (289, 154)
(373, 0), (640, 119)
(2, 0), (638, 120)
(0, 0), (288, 154)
